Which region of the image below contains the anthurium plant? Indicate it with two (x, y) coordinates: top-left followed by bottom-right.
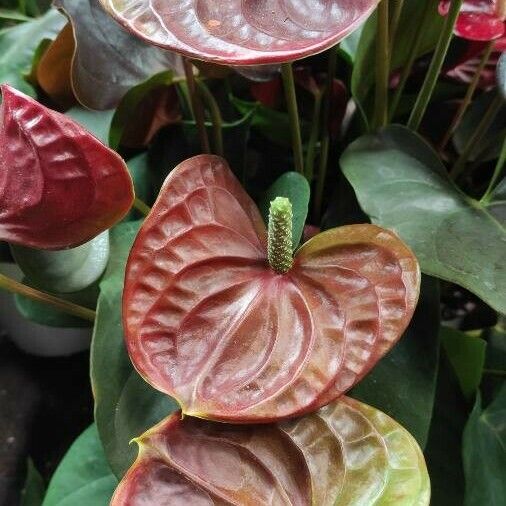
(0, 1), (504, 505)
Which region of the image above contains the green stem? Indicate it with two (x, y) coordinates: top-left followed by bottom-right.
(481, 134), (506, 203)
(374, 0), (390, 130)
(305, 91), (323, 182)
(389, 1), (434, 120)
(133, 197), (151, 216)
(281, 63), (304, 175)
(183, 58), (211, 154)
(313, 47), (338, 223)
(0, 273), (96, 322)
(483, 368), (506, 377)
(389, 0), (404, 55)
(268, 197), (294, 274)
(196, 79), (224, 157)
(407, 0), (463, 130)
(450, 93), (503, 180)
(439, 41), (495, 151)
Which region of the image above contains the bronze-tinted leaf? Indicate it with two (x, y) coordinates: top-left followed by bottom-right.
(123, 155), (420, 422)
(53, 0), (184, 110)
(98, 0), (380, 65)
(112, 397), (430, 505)
(0, 85), (134, 250)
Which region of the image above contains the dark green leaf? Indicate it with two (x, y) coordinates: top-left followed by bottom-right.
(11, 232), (109, 293)
(65, 107), (114, 145)
(259, 172), (310, 250)
(441, 326), (487, 399)
(463, 386), (506, 506)
(0, 8), (65, 95)
(42, 425), (117, 506)
(122, 153), (151, 222)
(21, 459), (45, 506)
(91, 221), (178, 478)
(341, 125), (506, 313)
(352, 276), (440, 448)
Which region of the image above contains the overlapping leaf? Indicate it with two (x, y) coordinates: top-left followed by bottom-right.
(123, 155), (420, 422)
(53, 0), (183, 110)
(98, 0), (380, 65)
(112, 397), (430, 505)
(0, 85), (134, 250)
(341, 125), (506, 313)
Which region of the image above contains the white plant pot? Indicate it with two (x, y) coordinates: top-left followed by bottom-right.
(0, 262), (92, 357)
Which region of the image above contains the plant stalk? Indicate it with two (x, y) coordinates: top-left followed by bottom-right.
(183, 58), (211, 154)
(450, 93), (503, 180)
(305, 90), (323, 182)
(313, 47), (338, 223)
(0, 273), (96, 322)
(439, 41), (495, 151)
(481, 134), (506, 203)
(196, 80), (224, 157)
(281, 63), (304, 175)
(407, 0), (464, 130)
(374, 0), (390, 130)
(389, 0), (404, 54)
(389, 1), (434, 120)
(133, 198), (151, 216)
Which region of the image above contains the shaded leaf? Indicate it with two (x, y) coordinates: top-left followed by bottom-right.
(124, 155), (420, 422)
(441, 326), (487, 399)
(53, 0), (183, 110)
(0, 8), (64, 95)
(112, 397), (430, 506)
(341, 125), (506, 313)
(20, 459), (45, 506)
(122, 153), (151, 222)
(259, 172), (310, 250)
(463, 386), (506, 505)
(352, 276), (440, 448)
(42, 425), (117, 506)
(91, 221), (178, 478)
(65, 107), (114, 144)
(0, 85), (134, 249)
(99, 0), (380, 65)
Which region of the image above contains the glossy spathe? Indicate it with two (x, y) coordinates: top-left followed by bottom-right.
(98, 0), (380, 65)
(123, 155), (420, 422)
(111, 397), (430, 506)
(0, 85), (134, 250)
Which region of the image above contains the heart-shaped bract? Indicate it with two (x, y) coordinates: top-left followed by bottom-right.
(0, 85), (134, 250)
(439, 0), (506, 41)
(112, 396), (430, 505)
(98, 0), (380, 65)
(123, 155), (420, 422)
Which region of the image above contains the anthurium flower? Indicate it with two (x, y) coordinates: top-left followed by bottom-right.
(439, 0), (506, 41)
(98, 0), (380, 65)
(0, 85), (134, 250)
(112, 397), (430, 505)
(123, 155), (420, 423)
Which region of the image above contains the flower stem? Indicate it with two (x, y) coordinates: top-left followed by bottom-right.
(183, 58), (211, 154)
(373, 0), (390, 130)
(389, 0), (405, 51)
(407, 0), (463, 131)
(196, 79), (224, 157)
(450, 93), (503, 181)
(281, 63), (304, 175)
(389, 1), (433, 120)
(0, 273), (96, 322)
(268, 197), (293, 274)
(133, 198), (151, 216)
(439, 41), (495, 151)
(313, 47), (338, 223)
(305, 90), (323, 182)
(481, 134), (506, 203)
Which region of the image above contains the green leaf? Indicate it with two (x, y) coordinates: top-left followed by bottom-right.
(352, 276), (440, 448)
(463, 386), (506, 506)
(0, 8), (64, 96)
(21, 459), (45, 506)
(42, 425), (117, 506)
(11, 232), (109, 293)
(259, 172), (310, 250)
(497, 52), (506, 99)
(91, 221), (178, 478)
(122, 153), (151, 222)
(0, 8), (31, 21)
(441, 326), (487, 399)
(65, 107), (114, 145)
(341, 125), (506, 314)
(109, 71), (174, 150)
